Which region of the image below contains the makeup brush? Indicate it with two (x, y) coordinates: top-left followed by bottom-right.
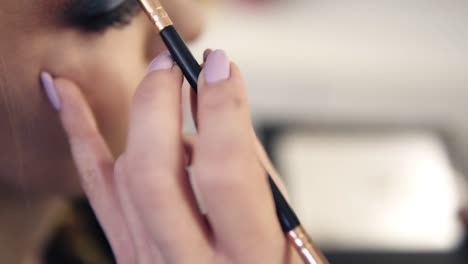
(138, 0), (201, 90)
(137, 1), (328, 263)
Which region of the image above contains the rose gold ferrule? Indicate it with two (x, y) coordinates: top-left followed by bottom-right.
(288, 226), (329, 264)
(138, 0), (173, 31)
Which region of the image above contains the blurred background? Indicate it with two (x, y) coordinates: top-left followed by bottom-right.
(188, 0), (468, 263)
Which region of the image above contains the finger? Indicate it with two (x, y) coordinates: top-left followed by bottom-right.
(193, 50), (283, 257)
(53, 78), (135, 263)
(201, 48), (285, 194)
(114, 157), (163, 264)
(124, 52), (211, 262)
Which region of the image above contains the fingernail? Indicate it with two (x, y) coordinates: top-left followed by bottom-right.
(40, 72), (61, 110)
(147, 50), (174, 73)
(204, 50), (230, 84)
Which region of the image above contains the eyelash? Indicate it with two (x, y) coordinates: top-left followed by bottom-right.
(66, 0), (141, 33)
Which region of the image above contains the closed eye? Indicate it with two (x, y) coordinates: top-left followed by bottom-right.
(64, 0), (141, 33)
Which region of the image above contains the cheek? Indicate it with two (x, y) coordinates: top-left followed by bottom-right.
(46, 18), (162, 156)
(0, 15), (165, 196)
(74, 55), (146, 156)
(75, 63), (140, 156)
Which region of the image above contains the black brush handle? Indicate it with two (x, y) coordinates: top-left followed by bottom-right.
(268, 176), (301, 233)
(160, 25), (202, 92)
(160, 25), (299, 234)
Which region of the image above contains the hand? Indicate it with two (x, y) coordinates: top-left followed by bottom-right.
(461, 208), (468, 228)
(50, 50), (302, 263)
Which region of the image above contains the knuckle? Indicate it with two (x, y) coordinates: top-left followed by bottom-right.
(133, 72), (179, 107)
(199, 83), (246, 113)
(70, 126), (101, 147)
(76, 155), (112, 194)
(131, 169), (181, 210)
(126, 135), (178, 167)
(194, 143), (257, 193)
(125, 152), (178, 178)
(127, 168), (174, 201)
(194, 140), (258, 197)
(122, 150), (180, 188)
(195, 163), (246, 195)
(196, 136), (246, 164)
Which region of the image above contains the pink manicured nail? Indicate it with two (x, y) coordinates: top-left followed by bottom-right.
(40, 72), (61, 111)
(147, 50), (174, 73)
(204, 50), (230, 84)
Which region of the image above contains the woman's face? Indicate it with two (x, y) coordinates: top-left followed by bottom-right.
(0, 0), (202, 197)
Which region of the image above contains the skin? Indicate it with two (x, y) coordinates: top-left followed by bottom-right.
(0, 0), (202, 197)
(0, 1), (464, 263)
(0, 0), (303, 263)
(54, 50), (302, 263)
(0, 0), (202, 262)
